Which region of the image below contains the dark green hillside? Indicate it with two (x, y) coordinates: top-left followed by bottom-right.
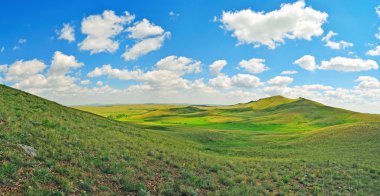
(1, 84), (380, 195)
(169, 106), (205, 114)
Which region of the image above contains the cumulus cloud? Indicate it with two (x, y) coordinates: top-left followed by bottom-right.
(78, 10), (169, 61)
(376, 5), (380, 17)
(88, 55), (202, 91)
(155, 55), (201, 75)
(267, 76), (294, 86)
(122, 18), (170, 61)
(87, 64), (142, 80)
(366, 46), (380, 56)
(322, 31), (353, 50)
(139, 70), (191, 90)
(2, 51), (85, 93)
(209, 75), (231, 88)
(294, 55), (378, 72)
(320, 57), (378, 72)
(12, 75), (77, 90)
(355, 76), (380, 89)
(0, 64), (8, 73)
(6, 59), (47, 82)
(126, 19), (164, 39)
(231, 74), (262, 88)
(239, 58), (269, 74)
(281, 70), (298, 75)
(122, 32), (170, 61)
(89, 55), (201, 82)
(58, 24), (75, 43)
(293, 55), (318, 71)
(79, 10), (135, 54)
(209, 74), (262, 89)
(220, 1), (327, 49)
(209, 60), (227, 75)
(49, 51), (83, 76)
(80, 80), (90, 85)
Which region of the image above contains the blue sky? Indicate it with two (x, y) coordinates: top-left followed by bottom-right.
(1, 0), (380, 113)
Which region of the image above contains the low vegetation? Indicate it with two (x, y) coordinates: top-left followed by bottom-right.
(1, 84), (380, 195)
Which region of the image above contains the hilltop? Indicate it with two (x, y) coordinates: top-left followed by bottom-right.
(238, 95), (300, 109)
(1, 84), (380, 195)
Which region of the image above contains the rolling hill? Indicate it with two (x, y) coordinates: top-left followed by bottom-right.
(1, 84), (380, 195)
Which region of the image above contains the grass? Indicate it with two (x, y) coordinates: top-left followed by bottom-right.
(1, 84), (380, 195)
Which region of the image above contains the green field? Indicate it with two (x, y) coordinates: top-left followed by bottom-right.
(1, 84), (380, 195)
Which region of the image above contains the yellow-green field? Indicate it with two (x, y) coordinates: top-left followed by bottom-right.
(1, 85), (380, 195)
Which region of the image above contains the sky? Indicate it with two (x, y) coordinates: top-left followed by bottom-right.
(1, 0), (380, 113)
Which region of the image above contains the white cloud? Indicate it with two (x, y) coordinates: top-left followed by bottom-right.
(87, 64), (142, 80)
(18, 39), (27, 44)
(220, 1), (327, 49)
(231, 74), (262, 88)
(79, 10), (135, 54)
(49, 51), (83, 76)
(13, 75), (77, 90)
(58, 24), (75, 43)
(239, 58), (269, 74)
(80, 80), (90, 85)
(2, 52), (86, 93)
(209, 75), (231, 88)
(127, 19), (164, 39)
(209, 74), (262, 89)
(155, 55), (201, 75)
(267, 76), (294, 86)
(122, 32), (170, 61)
(376, 5), (380, 17)
(294, 55), (378, 72)
(355, 76), (380, 89)
(281, 70), (298, 75)
(12, 39), (27, 51)
(169, 11), (180, 17)
(139, 70), (191, 90)
(209, 60), (227, 75)
(0, 64), (7, 73)
(88, 55), (202, 92)
(322, 31), (353, 50)
(293, 55), (318, 71)
(320, 57), (378, 72)
(6, 59), (47, 81)
(366, 46), (380, 56)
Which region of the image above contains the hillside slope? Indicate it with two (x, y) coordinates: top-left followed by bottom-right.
(1, 85), (380, 195)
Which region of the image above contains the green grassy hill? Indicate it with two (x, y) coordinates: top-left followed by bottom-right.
(238, 95), (300, 110)
(2, 84), (380, 195)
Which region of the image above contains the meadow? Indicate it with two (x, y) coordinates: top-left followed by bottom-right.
(1, 84), (380, 195)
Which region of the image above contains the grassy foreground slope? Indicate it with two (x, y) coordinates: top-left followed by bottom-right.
(1, 85), (380, 195)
